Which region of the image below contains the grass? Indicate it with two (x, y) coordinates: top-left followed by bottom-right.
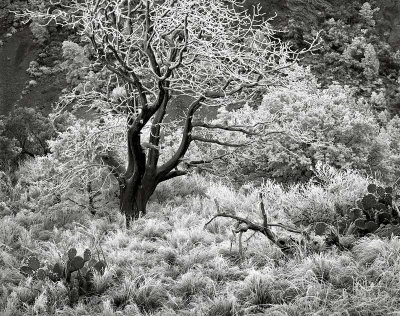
(1, 168), (400, 315)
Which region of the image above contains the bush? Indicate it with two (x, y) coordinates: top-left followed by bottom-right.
(30, 18), (49, 44)
(194, 66), (400, 183)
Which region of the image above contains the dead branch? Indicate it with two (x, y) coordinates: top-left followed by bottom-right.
(205, 196), (306, 254)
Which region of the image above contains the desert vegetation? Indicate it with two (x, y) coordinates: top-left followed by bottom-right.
(1, 0), (400, 315)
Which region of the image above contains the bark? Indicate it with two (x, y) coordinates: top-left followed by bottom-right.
(119, 174), (157, 224)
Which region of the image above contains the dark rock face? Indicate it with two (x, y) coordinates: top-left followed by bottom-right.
(0, 28), (38, 115)
(376, 0), (400, 49)
(0, 0), (13, 35)
(248, 0), (400, 50)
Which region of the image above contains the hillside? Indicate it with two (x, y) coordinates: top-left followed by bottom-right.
(1, 0), (400, 115)
(3, 170), (400, 315)
(2, 1), (400, 315)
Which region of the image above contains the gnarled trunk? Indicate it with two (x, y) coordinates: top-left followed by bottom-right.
(119, 174), (157, 225)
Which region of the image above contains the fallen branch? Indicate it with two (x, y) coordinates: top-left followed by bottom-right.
(205, 195), (307, 255)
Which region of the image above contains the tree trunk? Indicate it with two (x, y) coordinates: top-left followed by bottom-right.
(119, 175), (157, 225)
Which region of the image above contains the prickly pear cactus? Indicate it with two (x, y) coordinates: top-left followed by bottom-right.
(348, 183), (398, 236)
(314, 222), (329, 236)
(318, 183), (400, 240)
(19, 247), (107, 306)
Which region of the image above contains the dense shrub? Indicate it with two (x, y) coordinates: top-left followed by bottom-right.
(0, 108), (73, 171)
(192, 66), (400, 183)
(29, 18), (49, 44)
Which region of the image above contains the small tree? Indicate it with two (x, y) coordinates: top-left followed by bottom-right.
(23, 0), (317, 222)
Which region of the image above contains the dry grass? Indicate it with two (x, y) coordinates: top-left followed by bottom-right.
(1, 169), (400, 315)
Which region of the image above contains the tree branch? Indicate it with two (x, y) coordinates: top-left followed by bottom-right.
(192, 122), (258, 135)
(156, 96), (205, 180)
(100, 150), (126, 184)
(158, 169), (187, 182)
(192, 136), (249, 147)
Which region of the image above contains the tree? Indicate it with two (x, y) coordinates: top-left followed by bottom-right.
(23, 0), (317, 223)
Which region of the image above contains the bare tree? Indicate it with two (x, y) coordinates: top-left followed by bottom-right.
(23, 0), (318, 223)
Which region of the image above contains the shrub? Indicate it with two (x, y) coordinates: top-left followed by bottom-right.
(61, 41), (90, 87)
(194, 66), (400, 183)
(30, 18), (49, 44)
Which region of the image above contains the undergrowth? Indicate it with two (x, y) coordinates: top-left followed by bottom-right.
(1, 168), (400, 315)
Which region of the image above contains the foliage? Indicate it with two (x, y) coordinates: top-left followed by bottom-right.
(12, 115), (124, 216)
(0, 108), (73, 171)
(61, 40), (90, 87)
(29, 17), (49, 44)
(282, 1), (400, 112)
(19, 0), (318, 220)
(192, 66), (400, 183)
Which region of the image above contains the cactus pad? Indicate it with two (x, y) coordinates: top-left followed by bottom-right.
(385, 186), (393, 194)
(349, 208), (362, 221)
(367, 183), (377, 193)
(37, 268), (46, 280)
(93, 261), (106, 274)
(53, 263), (63, 277)
(69, 256), (85, 272)
(83, 249), (91, 262)
(364, 221), (378, 233)
(20, 266), (34, 276)
(68, 248), (77, 260)
(28, 256), (40, 270)
(375, 203), (387, 211)
(382, 194), (393, 206)
(377, 186), (385, 197)
(354, 218), (366, 229)
(314, 222), (328, 236)
(362, 194), (377, 210)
